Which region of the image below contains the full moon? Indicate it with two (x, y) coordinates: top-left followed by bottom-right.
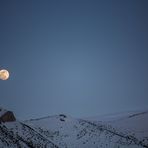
(0, 69), (9, 80)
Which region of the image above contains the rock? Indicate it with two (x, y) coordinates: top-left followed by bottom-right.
(0, 109), (16, 123)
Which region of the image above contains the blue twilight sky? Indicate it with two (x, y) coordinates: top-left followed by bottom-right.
(0, 0), (148, 120)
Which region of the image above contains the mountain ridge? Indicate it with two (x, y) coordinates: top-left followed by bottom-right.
(0, 107), (148, 148)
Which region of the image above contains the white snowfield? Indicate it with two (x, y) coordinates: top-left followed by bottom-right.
(87, 110), (148, 138)
(0, 108), (148, 148)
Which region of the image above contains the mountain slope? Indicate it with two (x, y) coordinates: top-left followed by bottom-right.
(25, 113), (148, 148)
(0, 108), (148, 148)
(87, 110), (148, 144)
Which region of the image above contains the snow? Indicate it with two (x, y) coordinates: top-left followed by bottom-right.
(87, 111), (148, 138)
(85, 110), (148, 121)
(0, 108), (148, 148)
(107, 111), (148, 138)
(25, 113), (147, 148)
(86, 110), (148, 147)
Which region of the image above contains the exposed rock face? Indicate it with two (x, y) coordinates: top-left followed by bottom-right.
(0, 110), (16, 123)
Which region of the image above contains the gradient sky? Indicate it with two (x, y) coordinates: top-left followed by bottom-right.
(0, 0), (148, 120)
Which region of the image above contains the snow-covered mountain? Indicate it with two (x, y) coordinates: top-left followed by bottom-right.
(0, 107), (148, 148)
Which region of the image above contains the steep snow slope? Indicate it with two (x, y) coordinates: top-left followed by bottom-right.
(106, 111), (148, 138)
(87, 111), (148, 147)
(25, 114), (147, 148)
(0, 108), (148, 148)
(0, 121), (58, 148)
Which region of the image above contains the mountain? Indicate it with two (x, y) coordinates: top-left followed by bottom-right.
(0, 107), (148, 148)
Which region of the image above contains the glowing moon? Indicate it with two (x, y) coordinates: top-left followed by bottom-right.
(0, 69), (9, 80)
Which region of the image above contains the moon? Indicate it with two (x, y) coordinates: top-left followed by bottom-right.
(0, 69), (9, 80)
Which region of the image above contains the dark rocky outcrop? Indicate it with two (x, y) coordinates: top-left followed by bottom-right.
(0, 111), (16, 123)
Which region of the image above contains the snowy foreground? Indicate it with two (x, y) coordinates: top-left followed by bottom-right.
(0, 108), (148, 148)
